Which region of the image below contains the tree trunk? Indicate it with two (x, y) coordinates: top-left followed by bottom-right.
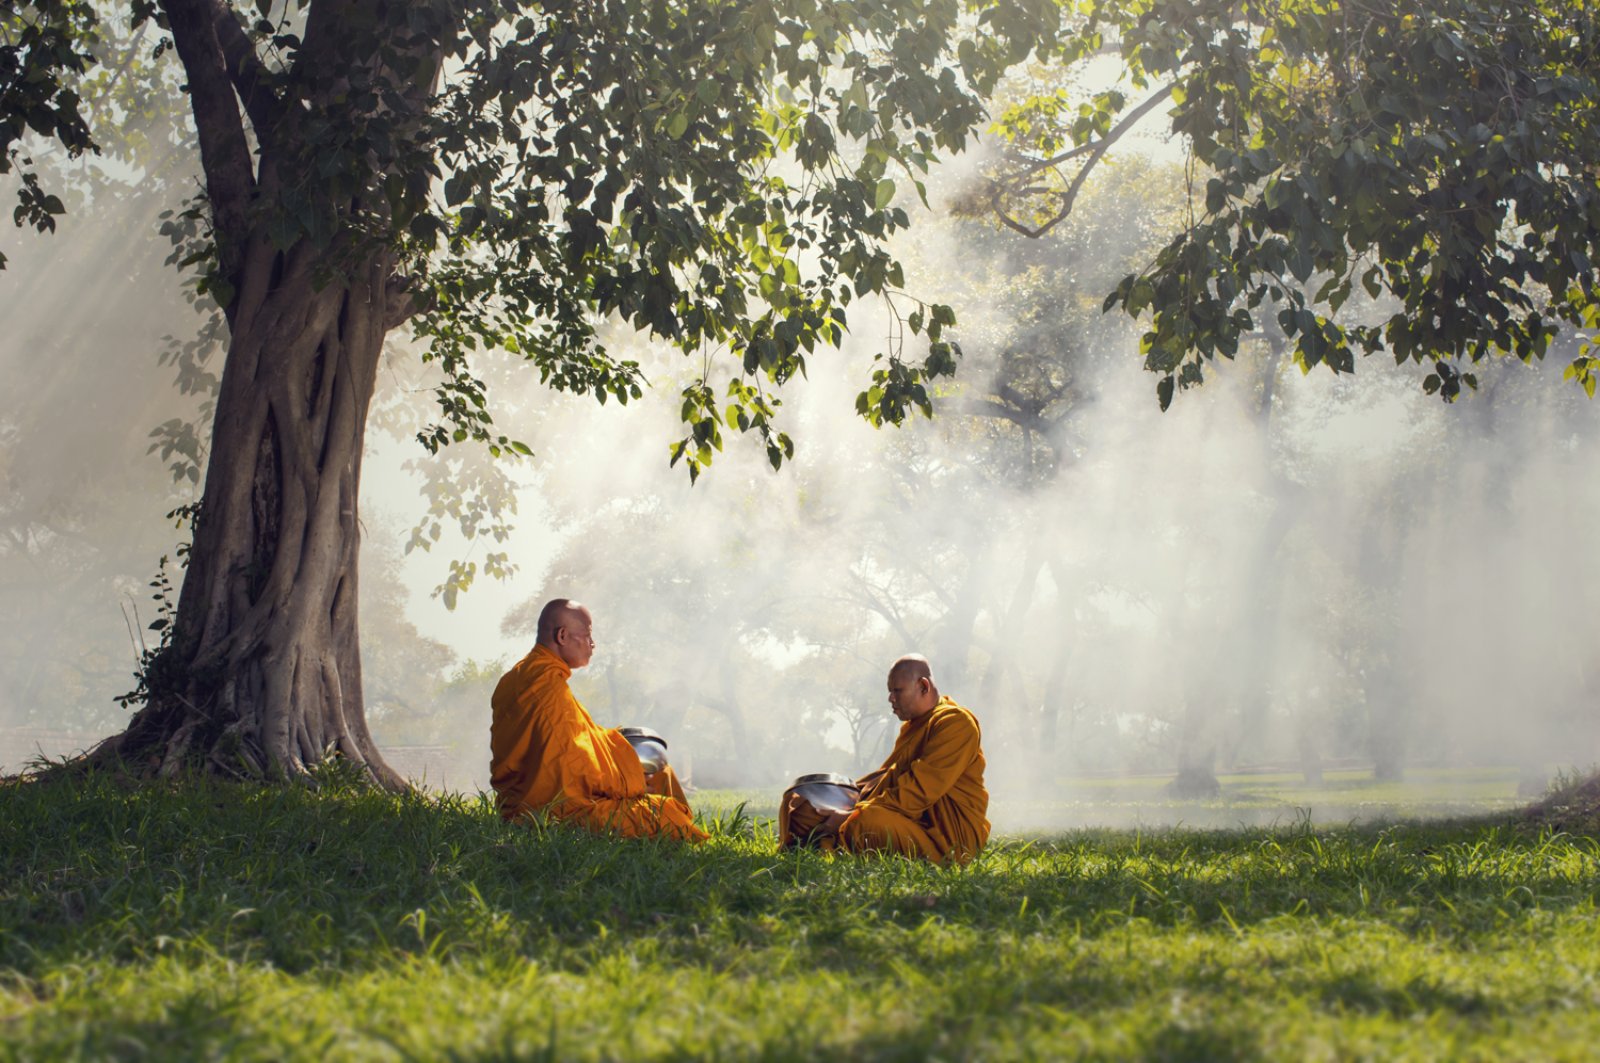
(1034, 553), (1077, 787)
(1037, 652), (1067, 751)
(1168, 698), (1221, 798)
(975, 540), (1047, 719)
(933, 545), (989, 693)
(95, 239), (404, 787)
(710, 648), (752, 768)
(1296, 720), (1323, 785)
(1370, 703), (1407, 783)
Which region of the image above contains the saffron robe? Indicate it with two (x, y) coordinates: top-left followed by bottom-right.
(835, 696), (989, 864)
(490, 645), (706, 841)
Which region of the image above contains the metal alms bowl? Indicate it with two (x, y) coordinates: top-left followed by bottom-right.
(619, 726), (669, 775)
(790, 772), (861, 815)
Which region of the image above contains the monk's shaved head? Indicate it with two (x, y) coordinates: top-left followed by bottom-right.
(886, 654), (939, 722)
(536, 599), (588, 642)
(889, 654), (933, 684)
(537, 599), (595, 668)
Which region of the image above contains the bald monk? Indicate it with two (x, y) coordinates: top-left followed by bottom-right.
(780, 655), (989, 864)
(490, 599), (706, 841)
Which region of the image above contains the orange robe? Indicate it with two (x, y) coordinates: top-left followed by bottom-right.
(490, 645), (706, 841)
(836, 696), (989, 864)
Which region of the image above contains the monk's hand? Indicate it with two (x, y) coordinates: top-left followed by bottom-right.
(818, 809), (850, 834)
(785, 793), (838, 839)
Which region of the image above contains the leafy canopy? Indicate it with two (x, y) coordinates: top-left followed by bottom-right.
(7, 0), (1069, 477)
(991, 0), (1600, 407)
(1, 0), (100, 266)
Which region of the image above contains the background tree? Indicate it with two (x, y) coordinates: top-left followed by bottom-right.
(972, 0), (1600, 790)
(986, 0), (1600, 406)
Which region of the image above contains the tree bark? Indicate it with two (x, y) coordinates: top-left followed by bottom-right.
(94, 238), (405, 788)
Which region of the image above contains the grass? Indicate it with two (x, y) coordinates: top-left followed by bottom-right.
(700, 766), (1533, 833)
(3, 770), (1599, 1061)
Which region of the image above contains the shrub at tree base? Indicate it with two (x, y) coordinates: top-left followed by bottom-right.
(1524, 770), (1600, 835)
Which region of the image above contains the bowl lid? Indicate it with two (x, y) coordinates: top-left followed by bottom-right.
(792, 772), (857, 789)
(618, 726), (667, 746)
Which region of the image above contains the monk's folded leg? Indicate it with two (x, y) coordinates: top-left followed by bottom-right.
(837, 805), (942, 862)
(634, 793), (706, 842)
(644, 765), (690, 803)
(576, 793), (708, 841)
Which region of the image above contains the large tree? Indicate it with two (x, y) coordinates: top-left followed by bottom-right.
(4, 0), (1061, 783)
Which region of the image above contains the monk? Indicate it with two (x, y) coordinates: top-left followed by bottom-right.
(780, 655), (989, 864)
(490, 599), (706, 841)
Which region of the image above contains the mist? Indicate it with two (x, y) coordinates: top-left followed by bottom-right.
(5, 125), (1599, 830)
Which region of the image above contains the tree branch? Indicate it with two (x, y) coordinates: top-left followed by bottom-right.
(957, 397), (1034, 430)
(994, 380), (1042, 416)
(383, 273), (435, 329)
(160, 0), (256, 297)
(80, 21), (149, 135)
(993, 84), (1175, 240)
(848, 585), (918, 647)
(207, 0), (284, 136)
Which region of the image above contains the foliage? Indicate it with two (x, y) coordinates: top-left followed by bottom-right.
(7, 0), (1078, 480)
(1527, 765), (1600, 834)
(991, 0), (1600, 408)
(403, 0), (1064, 477)
(0, 0), (98, 268)
(3, 772), (1600, 1058)
(945, 151), (1188, 483)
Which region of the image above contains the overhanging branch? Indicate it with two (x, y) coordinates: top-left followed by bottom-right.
(383, 273), (435, 329)
(957, 397), (1033, 430)
(993, 84), (1176, 240)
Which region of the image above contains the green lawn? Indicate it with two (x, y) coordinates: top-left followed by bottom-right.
(701, 766), (1534, 833)
(3, 771), (1598, 1060)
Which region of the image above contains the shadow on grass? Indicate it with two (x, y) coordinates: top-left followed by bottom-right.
(2, 770), (1596, 983)
(1316, 972), (1496, 1018)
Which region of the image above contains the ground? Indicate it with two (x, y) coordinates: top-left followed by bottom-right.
(2, 768), (1598, 1060)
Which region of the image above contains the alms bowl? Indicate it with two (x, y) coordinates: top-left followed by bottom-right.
(790, 772), (861, 815)
(619, 726), (669, 775)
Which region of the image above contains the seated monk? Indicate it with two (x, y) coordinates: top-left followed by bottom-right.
(780, 654), (989, 864)
(490, 599), (706, 841)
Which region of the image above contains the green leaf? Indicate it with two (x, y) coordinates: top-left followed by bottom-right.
(1361, 267), (1383, 299)
(874, 179), (896, 209)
